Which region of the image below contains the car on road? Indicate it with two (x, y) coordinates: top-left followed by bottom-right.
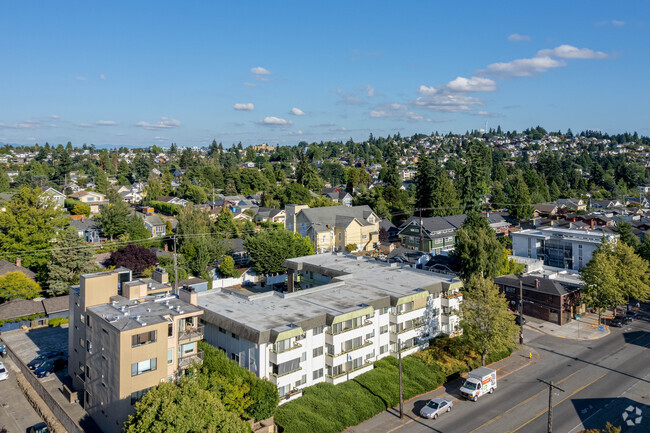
(29, 422), (49, 433)
(420, 397), (453, 419)
(625, 311), (640, 320)
(610, 317), (624, 327)
(34, 357), (67, 378)
(515, 315), (526, 326)
(0, 361), (8, 381)
(28, 351), (63, 370)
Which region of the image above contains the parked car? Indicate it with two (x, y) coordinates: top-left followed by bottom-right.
(625, 311), (640, 320)
(515, 315), (526, 326)
(610, 317), (625, 327)
(34, 357), (67, 378)
(0, 343), (6, 358)
(420, 397), (453, 419)
(29, 422), (49, 433)
(28, 351), (63, 370)
(0, 361), (8, 381)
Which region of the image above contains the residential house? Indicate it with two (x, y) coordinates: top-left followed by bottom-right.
(285, 205), (380, 253)
(533, 203), (561, 217)
(198, 253), (463, 403)
(494, 273), (583, 325)
(254, 207), (286, 224)
(138, 213), (166, 237)
(42, 187), (66, 209)
(590, 199), (624, 209)
(68, 190), (109, 215)
(385, 248), (430, 268)
(556, 198), (586, 212)
(71, 217), (102, 243)
(69, 268), (204, 433)
(321, 187), (353, 206)
(0, 258), (36, 280)
(0, 295), (69, 332)
(157, 196), (190, 207)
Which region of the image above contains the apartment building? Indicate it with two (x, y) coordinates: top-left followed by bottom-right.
(198, 253), (462, 404)
(512, 227), (618, 270)
(68, 268), (204, 433)
(285, 204), (380, 253)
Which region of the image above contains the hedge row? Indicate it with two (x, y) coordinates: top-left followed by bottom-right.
(149, 200), (182, 215)
(275, 338), (513, 433)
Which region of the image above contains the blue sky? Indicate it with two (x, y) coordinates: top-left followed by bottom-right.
(0, 1), (647, 147)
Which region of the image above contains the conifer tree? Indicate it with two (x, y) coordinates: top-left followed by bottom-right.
(47, 226), (94, 295)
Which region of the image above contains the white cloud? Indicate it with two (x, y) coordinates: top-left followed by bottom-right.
(443, 76), (497, 93)
(508, 33), (531, 42)
(76, 123), (93, 128)
(48, 114), (59, 119)
(390, 103), (408, 110)
(418, 85), (437, 95)
(481, 56), (566, 77)
(414, 94), (485, 112)
(290, 107), (306, 116)
(335, 88), (363, 105)
(96, 120), (117, 126)
(472, 111), (500, 118)
(537, 44), (608, 59)
(99, 74), (106, 80)
(366, 84), (375, 97)
(135, 117), (181, 130)
(251, 66), (271, 75)
(369, 103), (427, 121)
(75, 76), (87, 81)
(261, 116), (292, 126)
(233, 103), (255, 111)
(611, 20), (625, 26)
(243, 82), (257, 87)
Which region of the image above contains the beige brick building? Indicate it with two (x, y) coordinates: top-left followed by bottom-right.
(68, 268), (204, 433)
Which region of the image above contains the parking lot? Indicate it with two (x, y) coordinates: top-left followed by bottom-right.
(0, 357), (43, 433)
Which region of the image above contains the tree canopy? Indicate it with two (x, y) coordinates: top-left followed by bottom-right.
(453, 212), (504, 281)
(107, 244), (158, 275)
(0, 271), (42, 302)
(244, 229), (314, 274)
(47, 226), (95, 296)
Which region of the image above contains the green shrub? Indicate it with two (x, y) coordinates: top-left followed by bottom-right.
(48, 317), (69, 327)
(149, 200), (182, 216)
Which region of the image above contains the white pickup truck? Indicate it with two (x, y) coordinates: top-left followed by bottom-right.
(459, 367), (497, 401)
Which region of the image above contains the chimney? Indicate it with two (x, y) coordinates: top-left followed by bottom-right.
(179, 286), (198, 306)
(590, 219), (595, 229)
(15, 257), (21, 268)
(535, 278), (540, 289)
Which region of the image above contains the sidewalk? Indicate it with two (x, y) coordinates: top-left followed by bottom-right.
(524, 312), (610, 340)
(345, 346), (540, 433)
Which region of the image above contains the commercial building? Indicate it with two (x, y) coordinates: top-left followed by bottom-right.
(68, 268), (204, 433)
(511, 227), (618, 270)
(198, 253), (462, 403)
(285, 205), (380, 253)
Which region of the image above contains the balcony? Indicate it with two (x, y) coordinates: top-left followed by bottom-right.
(279, 388), (303, 402)
(326, 360), (373, 384)
(326, 340), (373, 360)
(269, 342), (303, 364)
(179, 325), (204, 342)
(178, 349), (204, 369)
(326, 320), (373, 336)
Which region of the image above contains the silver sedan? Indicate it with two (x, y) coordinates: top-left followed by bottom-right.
(420, 397), (453, 419)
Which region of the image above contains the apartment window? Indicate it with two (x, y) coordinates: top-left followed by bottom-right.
(301, 352), (307, 362)
(381, 307), (390, 315)
(295, 374), (307, 387)
(102, 328), (108, 335)
(366, 350), (375, 360)
(182, 343), (194, 354)
(272, 358), (300, 376)
(86, 315), (92, 328)
(79, 361), (84, 372)
(332, 365), (343, 376)
(313, 346), (324, 357)
(231, 353), (240, 364)
(322, 235), (327, 243)
(86, 365), (92, 380)
(130, 387), (152, 405)
(342, 336), (363, 352)
(380, 325), (388, 335)
(274, 338), (291, 353)
(313, 325), (325, 335)
(366, 330), (375, 340)
(132, 330), (157, 347)
(350, 357), (363, 370)
(168, 319), (174, 337)
(79, 338), (85, 348)
(86, 340), (93, 354)
(85, 391), (92, 406)
(278, 385), (290, 397)
(338, 232), (342, 242)
(325, 343), (334, 356)
(362, 234), (367, 239)
(131, 358), (157, 376)
(231, 332), (239, 340)
(167, 348), (173, 365)
(80, 314), (85, 324)
(313, 368), (324, 380)
(380, 345), (389, 355)
(218, 326), (226, 334)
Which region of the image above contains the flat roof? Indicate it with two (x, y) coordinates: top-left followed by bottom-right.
(512, 227), (617, 243)
(88, 294), (202, 332)
(198, 254), (461, 344)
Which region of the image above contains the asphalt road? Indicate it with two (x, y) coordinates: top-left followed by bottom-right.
(391, 312), (650, 433)
(0, 357), (43, 433)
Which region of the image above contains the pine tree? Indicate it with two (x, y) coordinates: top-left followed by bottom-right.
(616, 219), (640, 250)
(415, 153), (435, 216)
(95, 169), (109, 194)
(96, 200), (131, 240)
(453, 212), (504, 281)
(510, 172), (534, 220)
(461, 275), (518, 366)
(47, 226), (94, 295)
(549, 181), (561, 201)
(431, 170), (460, 216)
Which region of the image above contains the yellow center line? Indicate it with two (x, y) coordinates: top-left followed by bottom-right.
(508, 372), (608, 433)
(468, 367), (584, 432)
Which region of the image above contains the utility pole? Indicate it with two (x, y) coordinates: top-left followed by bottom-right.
(537, 379), (564, 433)
(519, 278), (524, 344)
(398, 338), (404, 419)
(173, 236), (178, 295)
(418, 207), (424, 252)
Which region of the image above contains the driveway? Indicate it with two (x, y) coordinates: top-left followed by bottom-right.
(0, 357), (43, 433)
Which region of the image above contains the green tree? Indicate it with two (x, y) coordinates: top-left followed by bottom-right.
(71, 204), (90, 216)
(244, 229), (314, 274)
(415, 153), (435, 216)
(580, 242), (622, 324)
(214, 209), (238, 238)
(549, 181), (561, 201)
(0, 271), (42, 302)
(0, 171), (10, 192)
(453, 211), (504, 281)
(460, 275), (518, 366)
(122, 378), (249, 433)
(0, 187), (68, 279)
(616, 219), (640, 250)
(133, 155), (153, 182)
(510, 172), (534, 220)
(144, 175), (164, 202)
(611, 240), (650, 305)
(47, 226), (94, 295)
(96, 200), (131, 240)
(184, 184), (208, 204)
(498, 249), (525, 276)
(219, 256), (239, 278)
(95, 169), (109, 194)
(127, 214), (152, 241)
(431, 170), (461, 217)
(177, 208), (225, 278)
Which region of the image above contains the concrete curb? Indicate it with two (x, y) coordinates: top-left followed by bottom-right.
(524, 323), (610, 341)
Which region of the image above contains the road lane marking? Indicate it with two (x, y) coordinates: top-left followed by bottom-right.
(468, 368), (585, 432)
(508, 373), (608, 433)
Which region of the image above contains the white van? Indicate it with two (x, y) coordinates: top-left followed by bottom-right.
(459, 367), (497, 401)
